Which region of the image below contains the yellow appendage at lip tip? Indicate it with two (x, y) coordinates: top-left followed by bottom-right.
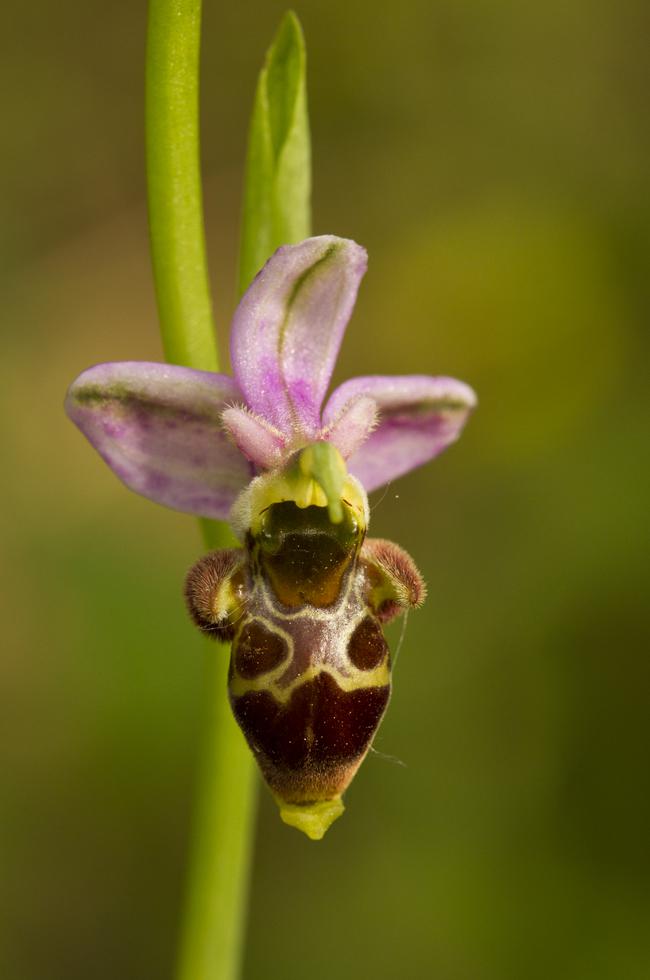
(277, 797), (345, 840)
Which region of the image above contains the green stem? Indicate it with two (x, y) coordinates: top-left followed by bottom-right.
(176, 637), (257, 980)
(146, 0), (218, 371)
(145, 3), (257, 979)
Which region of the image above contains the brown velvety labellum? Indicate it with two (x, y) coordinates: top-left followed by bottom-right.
(233, 620), (288, 679)
(230, 672), (390, 803)
(184, 490), (427, 837)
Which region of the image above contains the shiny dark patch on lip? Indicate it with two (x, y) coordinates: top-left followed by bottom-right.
(231, 671), (389, 773)
(347, 615), (388, 670)
(233, 620), (288, 679)
(256, 502), (362, 607)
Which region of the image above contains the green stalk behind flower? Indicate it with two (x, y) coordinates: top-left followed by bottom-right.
(145, 4), (311, 979)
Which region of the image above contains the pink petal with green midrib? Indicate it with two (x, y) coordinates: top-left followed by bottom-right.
(230, 236), (368, 436)
(323, 375), (477, 492)
(65, 361), (253, 518)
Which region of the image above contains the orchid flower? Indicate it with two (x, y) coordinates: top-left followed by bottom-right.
(66, 235), (477, 839)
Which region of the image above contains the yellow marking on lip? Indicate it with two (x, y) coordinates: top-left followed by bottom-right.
(229, 662), (390, 703)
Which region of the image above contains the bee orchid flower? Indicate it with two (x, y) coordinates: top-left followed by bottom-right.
(66, 235), (477, 839)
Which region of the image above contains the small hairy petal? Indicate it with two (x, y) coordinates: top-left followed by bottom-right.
(65, 361), (253, 518)
(221, 405), (288, 470)
(323, 375), (477, 492)
(320, 395), (378, 460)
(230, 236), (367, 436)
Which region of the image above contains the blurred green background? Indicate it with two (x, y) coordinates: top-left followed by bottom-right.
(2, 1), (649, 977)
